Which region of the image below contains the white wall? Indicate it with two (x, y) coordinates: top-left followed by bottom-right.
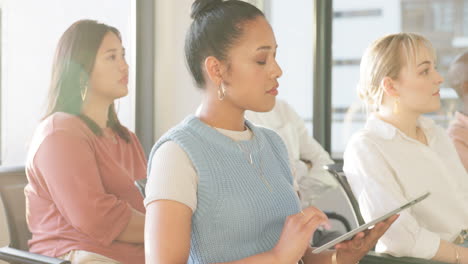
(331, 0), (401, 156)
(268, 0), (314, 121)
(332, 0), (401, 108)
(154, 0), (202, 139)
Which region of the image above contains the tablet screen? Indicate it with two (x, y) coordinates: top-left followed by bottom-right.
(312, 192), (430, 254)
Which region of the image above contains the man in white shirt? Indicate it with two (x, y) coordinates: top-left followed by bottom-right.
(447, 51), (468, 172)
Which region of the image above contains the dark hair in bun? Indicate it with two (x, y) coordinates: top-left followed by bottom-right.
(185, 0), (264, 88)
(190, 0), (223, 19)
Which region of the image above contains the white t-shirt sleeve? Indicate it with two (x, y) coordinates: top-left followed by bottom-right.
(144, 141), (198, 212)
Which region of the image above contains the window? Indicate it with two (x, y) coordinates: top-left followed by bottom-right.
(268, 0), (315, 133)
(331, 0), (468, 158)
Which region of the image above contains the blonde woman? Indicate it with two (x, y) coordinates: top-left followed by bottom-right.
(343, 33), (468, 263)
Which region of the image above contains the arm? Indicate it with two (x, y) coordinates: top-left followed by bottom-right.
(144, 142), (284, 264)
(432, 240), (468, 264)
(446, 137), (468, 198)
(34, 130), (136, 245)
(447, 123), (468, 173)
(145, 135), (387, 264)
(144, 141), (197, 263)
(144, 141), (331, 264)
(145, 143), (371, 264)
(446, 126), (468, 198)
(116, 208), (145, 243)
(145, 202), (329, 264)
(145, 200), (193, 264)
(302, 214), (399, 264)
(451, 139), (468, 172)
(146, 200), (280, 264)
(115, 132), (147, 243)
(220, 206), (331, 264)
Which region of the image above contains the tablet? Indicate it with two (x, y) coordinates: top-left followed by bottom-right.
(311, 192), (430, 254)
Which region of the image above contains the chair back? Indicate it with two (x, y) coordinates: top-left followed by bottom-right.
(0, 166), (31, 251)
(134, 178), (147, 198)
(323, 163), (365, 226)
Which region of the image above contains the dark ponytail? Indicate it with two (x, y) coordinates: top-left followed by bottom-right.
(185, 0), (264, 88)
(190, 0), (224, 19)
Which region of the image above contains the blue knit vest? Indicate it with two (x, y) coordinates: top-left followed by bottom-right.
(148, 115), (301, 263)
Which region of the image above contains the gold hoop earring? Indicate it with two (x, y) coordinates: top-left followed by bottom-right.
(217, 83), (226, 101)
(393, 97), (400, 115)
(81, 84), (88, 101)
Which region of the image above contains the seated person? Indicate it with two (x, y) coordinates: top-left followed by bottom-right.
(447, 51), (468, 171)
(344, 32), (468, 263)
(144, 1), (397, 264)
(246, 99), (338, 207)
(245, 99), (341, 245)
(25, 20), (146, 264)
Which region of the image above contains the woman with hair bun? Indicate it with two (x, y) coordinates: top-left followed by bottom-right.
(144, 1), (396, 263)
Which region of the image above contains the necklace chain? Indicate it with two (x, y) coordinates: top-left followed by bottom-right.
(206, 123), (273, 192)
(235, 133), (273, 192)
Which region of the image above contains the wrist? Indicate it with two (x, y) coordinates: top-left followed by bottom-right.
(334, 250), (360, 264)
(268, 248), (288, 264)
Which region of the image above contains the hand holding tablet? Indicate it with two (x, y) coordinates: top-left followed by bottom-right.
(312, 192), (430, 254)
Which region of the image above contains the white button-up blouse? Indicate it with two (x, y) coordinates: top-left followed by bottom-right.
(344, 114), (468, 259)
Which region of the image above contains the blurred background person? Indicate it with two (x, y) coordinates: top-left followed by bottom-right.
(447, 51), (468, 172)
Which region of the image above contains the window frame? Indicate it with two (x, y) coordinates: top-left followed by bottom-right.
(135, 0), (155, 157)
(313, 0), (333, 154)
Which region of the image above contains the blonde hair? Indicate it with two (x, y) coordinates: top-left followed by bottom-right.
(358, 33), (435, 112)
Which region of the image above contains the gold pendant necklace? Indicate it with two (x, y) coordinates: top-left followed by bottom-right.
(207, 123), (273, 192)
(235, 135), (273, 192)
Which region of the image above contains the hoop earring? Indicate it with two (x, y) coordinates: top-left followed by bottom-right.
(81, 83), (88, 102)
(217, 83), (226, 101)
(393, 97), (400, 115)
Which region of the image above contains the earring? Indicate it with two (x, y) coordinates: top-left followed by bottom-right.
(81, 83), (88, 101)
(217, 83), (226, 101)
(393, 97), (400, 115)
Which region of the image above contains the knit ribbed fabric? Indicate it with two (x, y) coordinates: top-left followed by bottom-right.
(148, 115), (301, 263)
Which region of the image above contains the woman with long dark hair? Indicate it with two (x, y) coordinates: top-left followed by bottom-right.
(25, 20), (146, 264)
